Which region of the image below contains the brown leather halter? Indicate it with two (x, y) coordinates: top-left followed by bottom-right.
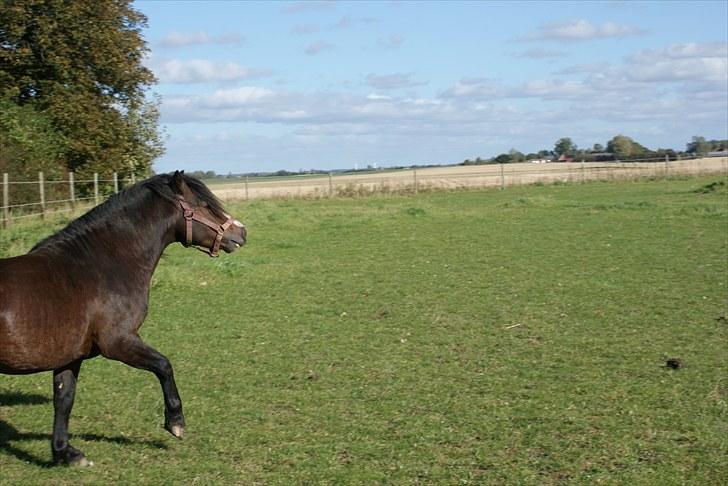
(176, 196), (235, 257)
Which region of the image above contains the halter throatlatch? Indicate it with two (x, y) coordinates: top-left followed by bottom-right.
(176, 196), (235, 257)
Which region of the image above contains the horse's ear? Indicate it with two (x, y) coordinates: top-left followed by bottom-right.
(171, 170), (188, 194)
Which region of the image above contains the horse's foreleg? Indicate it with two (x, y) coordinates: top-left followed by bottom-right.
(52, 360), (91, 466)
(101, 335), (185, 439)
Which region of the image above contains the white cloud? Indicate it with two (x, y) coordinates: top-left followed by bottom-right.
(305, 41), (333, 55)
(281, 1), (337, 14)
(626, 42), (728, 82)
(443, 77), (614, 101)
(522, 19), (645, 42)
(159, 31), (244, 48)
(554, 63), (611, 75)
(629, 57), (727, 83)
(202, 87), (276, 108)
(366, 73), (427, 90)
(330, 15), (377, 29)
(156, 40), (725, 168)
(514, 79), (592, 99)
(441, 78), (504, 98)
(291, 16), (377, 36)
(629, 42), (727, 61)
(444, 43), (728, 104)
(153, 59), (273, 84)
(553, 42), (727, 85)
(515, 48), (567, 59)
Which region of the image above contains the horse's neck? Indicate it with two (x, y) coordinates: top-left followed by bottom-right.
(101, 206), (177, 276)
(40, 200), (179, 281)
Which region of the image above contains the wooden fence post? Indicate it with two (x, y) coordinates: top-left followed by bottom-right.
(245, 175), (249, 200)
(413, 168), (418, 194)
(39, 172), (46, 220)
(69, 172), (75, 212)
(500, 163), (505, 190)
(94, 173), (99, 205)
(581, 160), (586, 183)
(131, 173), (136, 184)
(113, 172), (119, 193)
(2, 173), (9, 228)
(329, 172), (333, 196)
(664, 154), (669, 178)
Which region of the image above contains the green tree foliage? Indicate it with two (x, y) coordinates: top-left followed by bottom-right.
(0, 97), (66, 177)
(459, 134), (721, 168)
(606, 135), (650, 159)
(553, 137), (576, 157)
(493, 153), (511, 164)
(508, 149), (525, 163)
(686, 136), (726, 155)
(0, 0), (163, 180)
(0, 97), (67, 203)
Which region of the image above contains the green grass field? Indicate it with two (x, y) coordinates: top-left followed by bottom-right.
(1, 177), (726, 485)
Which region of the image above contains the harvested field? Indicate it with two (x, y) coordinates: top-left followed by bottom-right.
(209, 157), (727, 200)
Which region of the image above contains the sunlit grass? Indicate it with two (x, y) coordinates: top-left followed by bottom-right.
(1, 176), (726, 484)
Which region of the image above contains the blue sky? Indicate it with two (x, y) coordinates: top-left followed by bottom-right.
(136, 0), (728, 174)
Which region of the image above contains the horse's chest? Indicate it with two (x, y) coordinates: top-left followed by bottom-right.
(92, 285), (150, 332)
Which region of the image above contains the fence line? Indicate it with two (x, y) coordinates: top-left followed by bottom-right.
(210, 156), (727, 201)
(1, 156), (726, 228)
(1, 172), (135, 228)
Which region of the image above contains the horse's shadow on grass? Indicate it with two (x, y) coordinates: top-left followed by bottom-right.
(0, 392), (167, 467)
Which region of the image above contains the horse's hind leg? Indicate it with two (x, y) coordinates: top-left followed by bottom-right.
(52, 360), (92, 466)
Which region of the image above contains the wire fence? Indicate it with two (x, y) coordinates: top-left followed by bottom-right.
(2, 156), (726, 228)
(1, 172), (138, 228)
(209, 155), (728, 201)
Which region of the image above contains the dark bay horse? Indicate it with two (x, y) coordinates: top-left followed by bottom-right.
(0, 171), (246, 466)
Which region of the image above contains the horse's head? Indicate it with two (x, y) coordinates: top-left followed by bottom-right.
(169, 171), (246, 257)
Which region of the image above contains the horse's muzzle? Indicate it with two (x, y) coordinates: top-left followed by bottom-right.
(222, 222), (246, 253)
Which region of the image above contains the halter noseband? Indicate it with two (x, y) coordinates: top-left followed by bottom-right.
(176, 196), (235, 257)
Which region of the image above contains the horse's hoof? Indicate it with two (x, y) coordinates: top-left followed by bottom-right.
(167, 424), (184, 439)
(70, 456), (94, 467)
(54, 446), (92, 467)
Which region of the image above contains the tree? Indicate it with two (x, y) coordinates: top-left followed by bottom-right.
(0, 97), (66, 177)
(655, 148), (678, 161)
(592, 143), (604, 153)
(0, 97), (69, 203)
(554, 138), (576, 157)
(686, 136), (711, 156)
(508, 149), (525, 163)
(493, 153), (511, 164)
(0, 0), (162, 179)
(606, 135), (649, 160)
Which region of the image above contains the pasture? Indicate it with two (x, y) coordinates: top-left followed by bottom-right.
(0, 176), (726, 484)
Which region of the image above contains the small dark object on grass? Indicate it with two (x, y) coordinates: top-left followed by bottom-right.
(666, 358), (683, 369)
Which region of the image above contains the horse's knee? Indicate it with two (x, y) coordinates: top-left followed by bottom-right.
(158, 358), (173, 377)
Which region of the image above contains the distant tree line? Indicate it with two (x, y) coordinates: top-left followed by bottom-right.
(461, 135), (728, 165)
(0, 0), (163, 184)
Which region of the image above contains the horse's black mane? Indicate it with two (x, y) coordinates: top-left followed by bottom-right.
(31, 173), (225, 253)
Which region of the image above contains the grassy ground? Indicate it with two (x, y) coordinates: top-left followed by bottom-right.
(1, 177), (726, 485)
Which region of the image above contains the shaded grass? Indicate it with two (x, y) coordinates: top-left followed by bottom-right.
(1, 176), (726, 484)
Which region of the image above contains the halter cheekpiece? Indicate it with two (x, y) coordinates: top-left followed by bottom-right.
(176, 196), (235, 257)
